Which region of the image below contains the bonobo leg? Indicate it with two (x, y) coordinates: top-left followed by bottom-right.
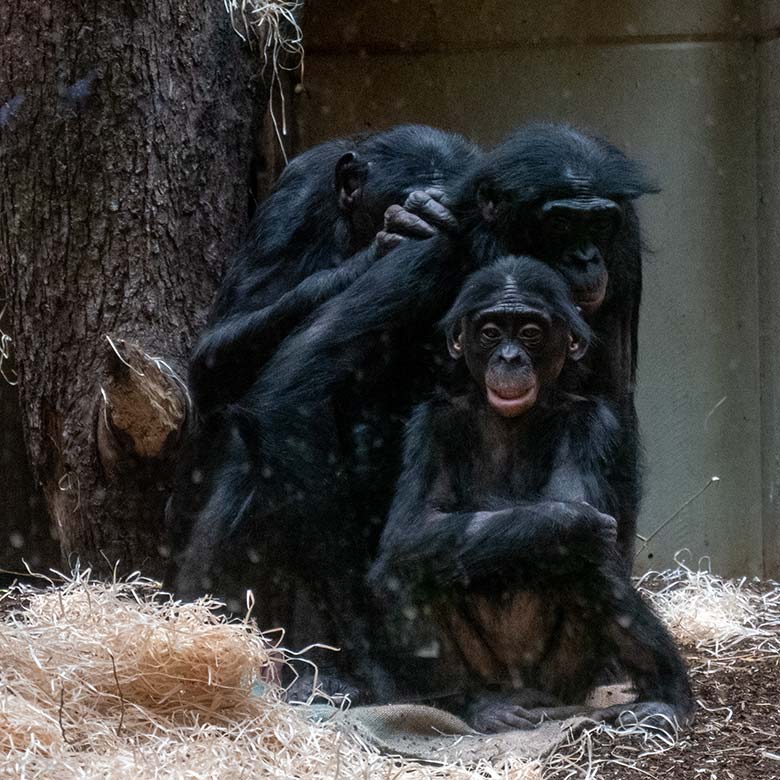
(170, 392), (389, 697)
(169, 420), (258, 602)
(597, 579), (695, 734)
(172, 398), (348, 599)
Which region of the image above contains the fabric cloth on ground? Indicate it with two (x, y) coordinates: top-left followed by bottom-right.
(302, 685), (635, 764)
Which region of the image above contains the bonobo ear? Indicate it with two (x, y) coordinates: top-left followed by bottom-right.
(335, 151), (369, 212)
(446, 322), (464, 359)
(568, 332), (588, 361)
(476, 182), (499, 224)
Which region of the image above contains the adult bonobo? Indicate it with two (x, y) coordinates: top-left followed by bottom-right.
(239, 123), (654, 568)
(188, 124), (478, 414)
(169, 125), (479, 697)
(370, 257), (693, 734)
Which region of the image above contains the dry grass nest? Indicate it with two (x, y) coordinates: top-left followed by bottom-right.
(0, 562), (777, 779)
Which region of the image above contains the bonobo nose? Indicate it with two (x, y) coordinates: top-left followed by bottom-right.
(570, 245), (599, 265)
(499, 343), (522, 361)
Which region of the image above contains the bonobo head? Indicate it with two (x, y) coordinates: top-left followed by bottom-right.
(442, 256), (590, 417)
(461, 123), (656, 315)
(335, 125), (480, 250)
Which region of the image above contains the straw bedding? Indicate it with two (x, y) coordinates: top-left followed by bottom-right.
(0, 563), (777, 779)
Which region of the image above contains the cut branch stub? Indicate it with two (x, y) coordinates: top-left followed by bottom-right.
(97, 337), (187, 475)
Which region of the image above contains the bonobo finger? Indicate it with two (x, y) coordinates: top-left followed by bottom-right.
(422, 186), (452, 208)
(500, 711), (539, 731)
(478, 716), (507, 733)
(579, 502), (618, 533)
(508, 706), (545, 724)
(375, 230), (406, 257)
(404, 190), (458, 231)
(383, 203), (437, 238)
(473, 710), (536, 733)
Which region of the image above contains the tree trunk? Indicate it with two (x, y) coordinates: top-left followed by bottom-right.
(0, 1), (268, 578)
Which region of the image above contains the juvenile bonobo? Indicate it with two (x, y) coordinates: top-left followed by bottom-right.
(459, 124), (656, 563)
(370, 256), (693, 734)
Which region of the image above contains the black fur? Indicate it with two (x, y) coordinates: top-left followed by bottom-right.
(245, 123), (652, 569)
(189, 125), (480, 413)
(170, 123), (652, 694)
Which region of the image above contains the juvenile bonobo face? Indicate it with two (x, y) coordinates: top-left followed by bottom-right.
(444, 257), (590, 417)
(457, 299), (572, 418)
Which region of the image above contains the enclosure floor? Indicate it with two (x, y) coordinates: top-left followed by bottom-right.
(576, 649), (780, 779)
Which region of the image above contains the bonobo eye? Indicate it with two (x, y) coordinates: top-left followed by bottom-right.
(592, 214), (617, 241)
(480, 323), (502, 346)
(518, 323), (544, 349)
(550, 215), (571, 234)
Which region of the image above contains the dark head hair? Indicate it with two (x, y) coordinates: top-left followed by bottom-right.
(356, 124), (481, 195)
(441, 255), (592, 353)
(460, 122), (657, 210)
(242, 125), (479, 274)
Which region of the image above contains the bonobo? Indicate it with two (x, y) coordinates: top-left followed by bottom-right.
(458, 124), (655, 561)
(189, 124), (478, 414)
(169, 126), (480, 695)
(370, 256), (693, 734)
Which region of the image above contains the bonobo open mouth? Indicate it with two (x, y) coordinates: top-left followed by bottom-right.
(486, 381), (538, 417)
(573, 273), (608, 316)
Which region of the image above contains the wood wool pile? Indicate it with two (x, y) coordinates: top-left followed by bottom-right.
(0, 563), (778, 780)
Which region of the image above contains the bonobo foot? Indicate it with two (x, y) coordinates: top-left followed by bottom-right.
(466, 689), (574, 733)
(584, 700), (692, 737)
(285, 670), (362, 707)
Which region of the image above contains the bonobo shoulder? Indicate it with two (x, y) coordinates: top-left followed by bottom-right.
(565, 395), (622, 461)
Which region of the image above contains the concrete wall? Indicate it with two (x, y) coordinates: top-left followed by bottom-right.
(757, 3), (780, 576)
(297, 0), (777, 576)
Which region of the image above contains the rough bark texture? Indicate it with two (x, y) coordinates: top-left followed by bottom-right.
(0, 1), (266, 578)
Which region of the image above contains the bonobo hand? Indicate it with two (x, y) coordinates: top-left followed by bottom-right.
(466, 691), (556, 733)
(285, 671), (361, 707)
(375, 187), (457, 256)
(557, 501), (619, 561)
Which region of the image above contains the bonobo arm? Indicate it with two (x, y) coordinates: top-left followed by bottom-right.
(370, 404), (618, 592)
(242, 235), (460, 431)
(191, 190), (458, 414)
(189, 243), (381, 413)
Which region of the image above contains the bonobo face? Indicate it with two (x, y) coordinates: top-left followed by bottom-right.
(532, 196), (623, 316)
(459, 302), (571, 418)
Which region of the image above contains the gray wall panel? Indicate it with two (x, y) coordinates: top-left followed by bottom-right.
(757, 38), (780, 575)
(304, 1), (755, 50)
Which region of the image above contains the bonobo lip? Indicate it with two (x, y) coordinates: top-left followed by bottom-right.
(573, 274), (608, 316)
(486, 382), (538, 417)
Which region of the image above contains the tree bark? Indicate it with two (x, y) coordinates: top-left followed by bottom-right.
(0, 1), (267, 578)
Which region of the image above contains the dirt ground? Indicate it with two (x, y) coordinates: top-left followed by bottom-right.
(566, 649), (780, 780)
